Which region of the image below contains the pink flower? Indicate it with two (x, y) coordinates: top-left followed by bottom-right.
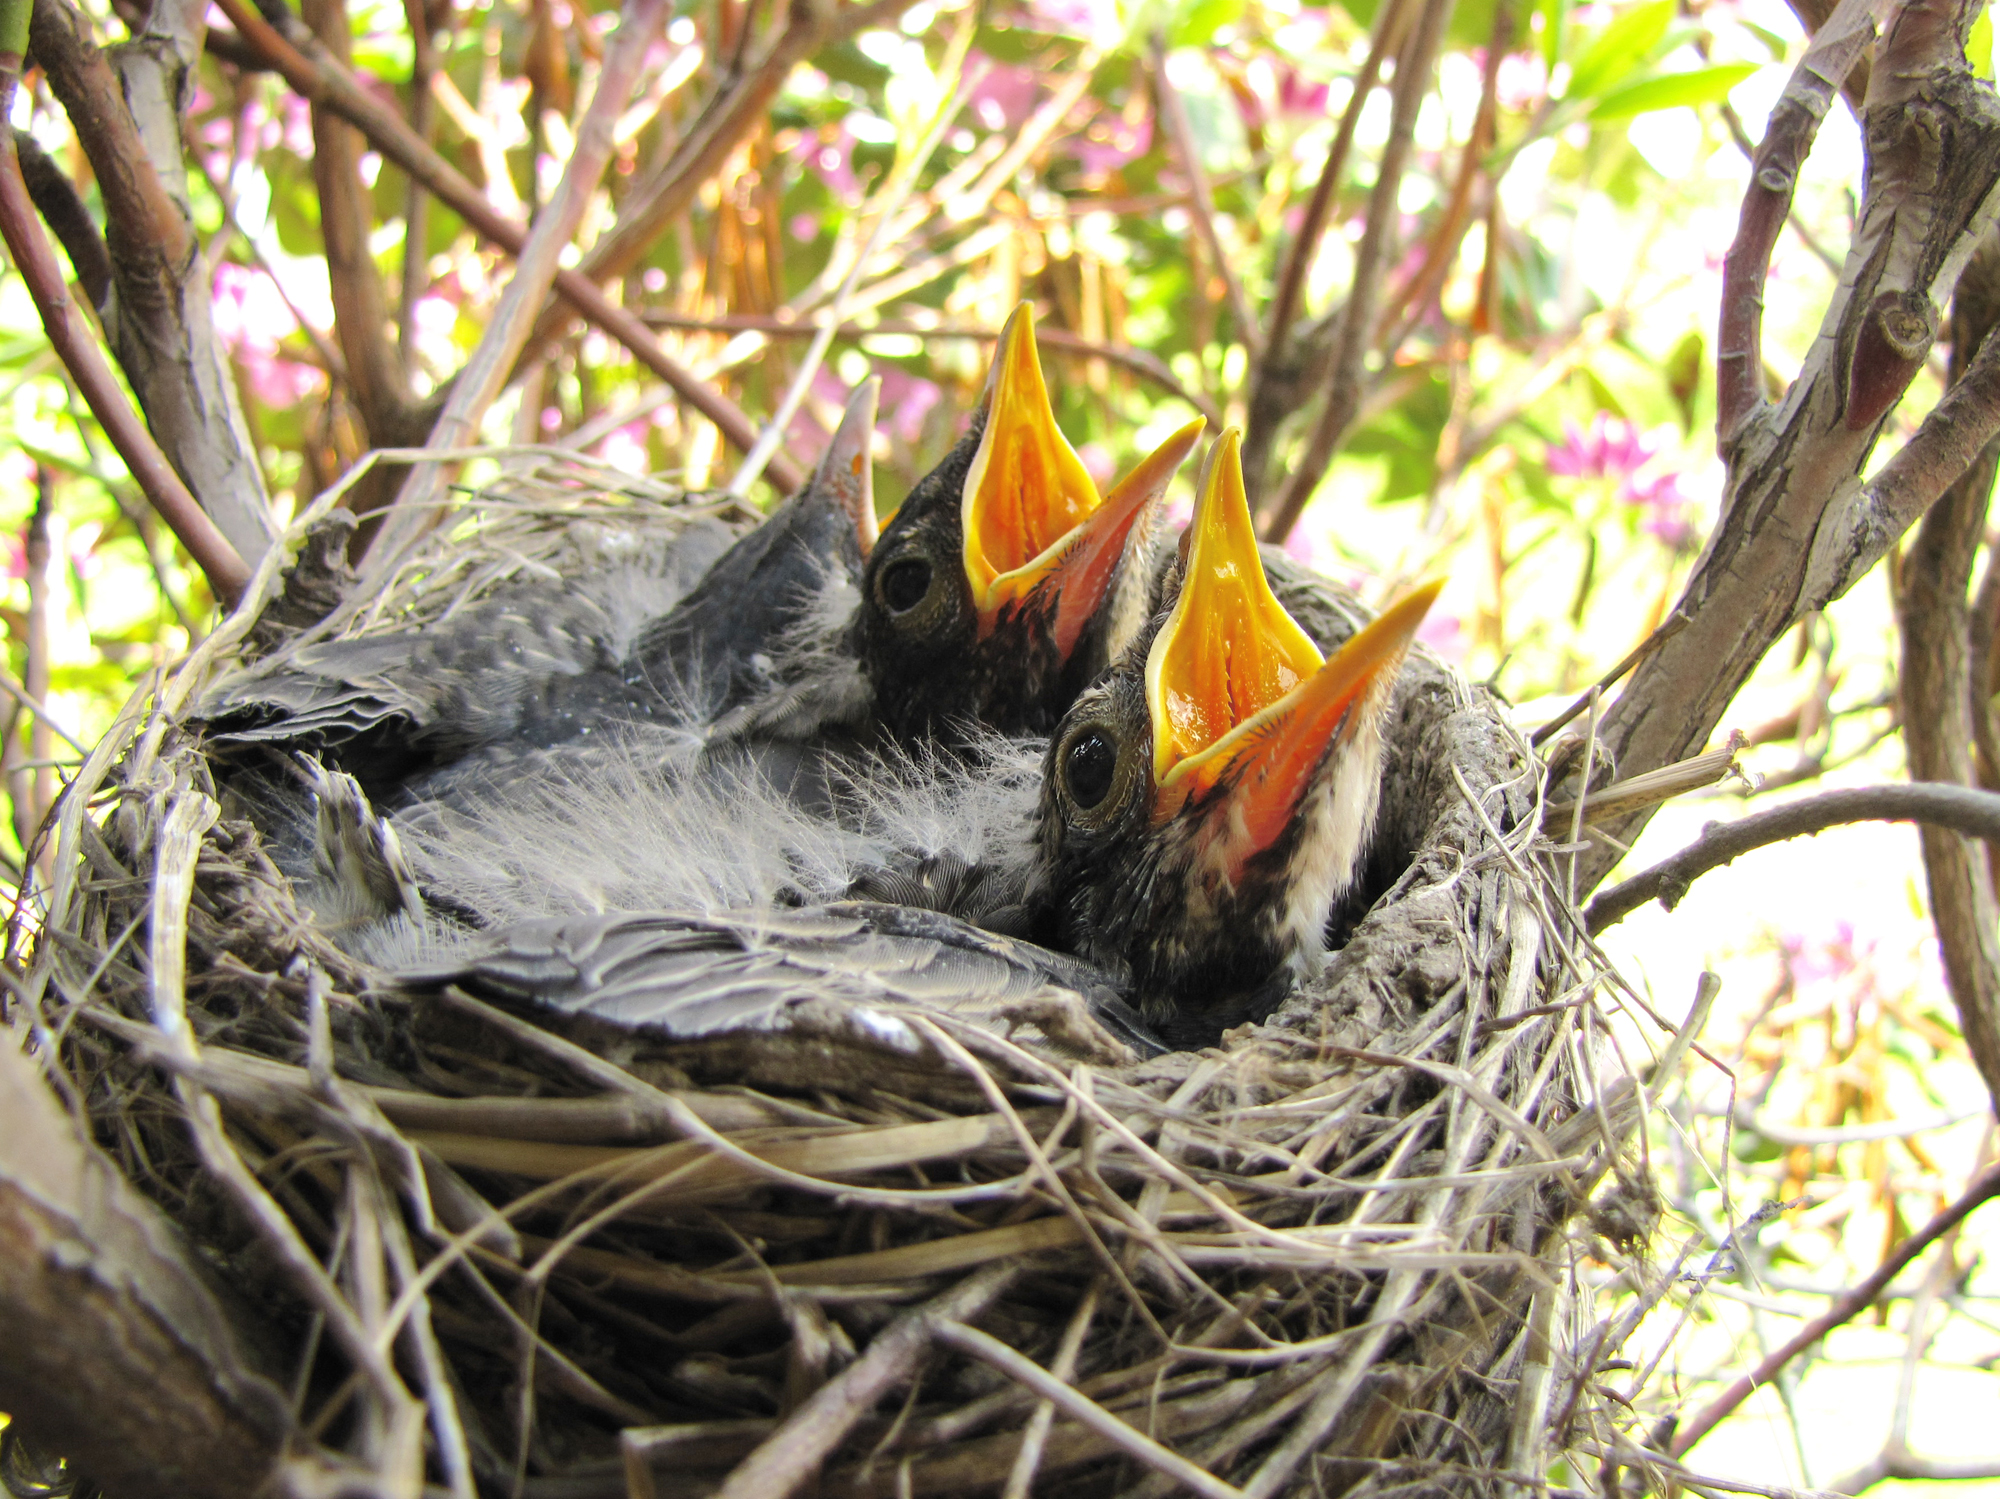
(1076, 442), (1115, 488)
(794, 123), (863, 204)
(1419, 611), (1467, 664)
(1546, 412), (1655, 481)
(599, 423), (650, 475)
(67, 520), (103, 582)
(1546, 413), (1697, 547)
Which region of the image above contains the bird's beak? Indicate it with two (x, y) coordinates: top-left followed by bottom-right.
(818, 377), (880, 558)
(1146, 429), (1441, 866)
(987, 416), (1205, 658)
(959, 305), (1100, 635)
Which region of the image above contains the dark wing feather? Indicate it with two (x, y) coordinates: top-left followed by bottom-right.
(199, 519), (741, 784)
(403, 902), (1162, 1058)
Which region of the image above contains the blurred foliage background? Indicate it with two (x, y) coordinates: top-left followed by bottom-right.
(1, 0), (1996, 1487)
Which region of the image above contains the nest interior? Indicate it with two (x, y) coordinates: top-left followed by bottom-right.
(12, 463), (1660, 1499)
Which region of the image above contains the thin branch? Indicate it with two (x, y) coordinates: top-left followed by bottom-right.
(707, 1264), (1020, 1499)
(1377, 0), (1514, 348)
(364, 0), (669, 572)
(207, 0), (804, 492)
(935, 1320), (1247, 1499)
(1893, 229), (2000, 1174)
(1668, 1162), (2000, 1458)
(29, 0), (276, 563)
(1256, 0), (1451, 543)
(300, 0), (422, 446)
(1585, 783), (2000, 934)
(1530, 613), (1689, 747)
(1151, 33), (1262, 361)
(10, 128), (109, 306)
(396, 0), (438, 384)
(0, 93), (249, 603)
(1714, 0), (1883, 441)
(1805, 300), (2000, 608)
(1260, 0), (1404, 366)
(727, 19), (970, 495)
(640, 311), (1224, 425)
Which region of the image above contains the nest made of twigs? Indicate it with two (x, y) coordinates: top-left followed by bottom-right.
(12, 457), (1664, 1499)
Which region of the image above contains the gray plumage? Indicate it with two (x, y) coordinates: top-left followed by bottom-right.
(398, 901), (1160, 1061)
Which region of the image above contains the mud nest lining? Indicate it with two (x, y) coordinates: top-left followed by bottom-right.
(13, 461), (1664, 1499)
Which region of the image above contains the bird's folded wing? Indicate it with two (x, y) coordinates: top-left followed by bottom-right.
(198, 518), (740, 750)
(399, 902), (1163, 1061)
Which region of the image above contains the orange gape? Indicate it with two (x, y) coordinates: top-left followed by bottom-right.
(959, 302), (1203, 653)
(1146, 427), (1442, 863)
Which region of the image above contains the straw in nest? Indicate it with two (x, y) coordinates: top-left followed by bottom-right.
(6, 455), (1697, 1499)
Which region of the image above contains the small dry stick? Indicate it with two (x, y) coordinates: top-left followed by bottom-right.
(1668, 1161), (2000, 1458)
(708, 1262), (1021, 1499)
(1586, 782), (2000, 933)
(935, 1319), (1248, 1499)
(1151, 33), (1261, 361)
(1000, 1280), (1101, 1499)
(1530, 612), (1690, 747)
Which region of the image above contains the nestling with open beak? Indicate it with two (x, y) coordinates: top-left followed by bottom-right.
(1037, 428), (1442, 1021)
(857, 304), (1204, 741)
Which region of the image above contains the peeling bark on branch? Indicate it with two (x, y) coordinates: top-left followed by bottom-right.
(28, 0), (277, 566)
(1579, 0), (2000, 892)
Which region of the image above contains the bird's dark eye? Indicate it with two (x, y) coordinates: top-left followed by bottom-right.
(1065, 730), (1118, 810)
(879, 556), (933, 614)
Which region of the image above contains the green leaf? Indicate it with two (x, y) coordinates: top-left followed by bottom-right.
(1565, 0), (1674, 100)
(1664, 328), (1704, 430)
(1170, 0), (1247, 49)
(1972, 6), (1994, 80)
(1588, 62), (1757, 120)
(1538, 0), (1568, 72)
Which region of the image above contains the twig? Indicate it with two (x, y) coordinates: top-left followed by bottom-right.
(1715, 0), (1882, 441)
(708, 1264), (1020, 1499)
(0, 79), (250, 604)
(1378, 0), (1513, 348)
(727, 18), (970, 495)
(1586, 783), (2000, 933)
(1667, 1162), (2000, 1457)
(639, 311), (1222, 425)
(1261, 0), (1403, 365)
(935, 1320), (1247, 1499)
(397, 0), (438, 385)
(1530, 613), (1690, 746)
(207, 0), (802, 492)
(1000, 1282), (1100, 1499)
(301, 0), (421, 448)
(1807, 307), (2000, 608)
(1151, 33), (1261, 361)
(1256, 0), (1451, 543)
(364, 0), (669, 572)
(29, 0), (277, 564)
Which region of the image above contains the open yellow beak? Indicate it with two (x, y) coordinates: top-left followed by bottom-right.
(960, 305), (1197, 650)
(1145, 428), (1441, 855)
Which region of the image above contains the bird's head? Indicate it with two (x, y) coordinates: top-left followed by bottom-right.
(1037, 428), (1441, 1017)
(857, 304), (1202, 740)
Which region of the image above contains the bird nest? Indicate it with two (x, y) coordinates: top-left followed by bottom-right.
(10, 463), (1669, 1499)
